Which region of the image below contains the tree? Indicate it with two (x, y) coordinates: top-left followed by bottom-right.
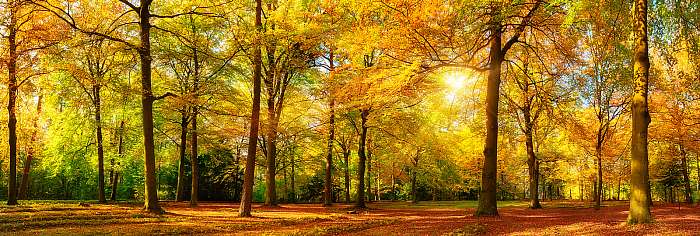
(628, 0), (652, 224)
(323, 49), (336, 206)
(4, 0), (58, 205)
(567, 1), (632, 209)
(476, 1), (542, 216)
(17, 93), (42, 200)
(37, 0), (221, 213)
(62, 39), (125, 203)
(239, 0), (263, 217)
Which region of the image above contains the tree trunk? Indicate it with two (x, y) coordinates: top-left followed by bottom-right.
(282, 156), (288, 203)
(94, 85), (106, 203)
(324, 51), (336, 206)
(111, 121), (124, 201)
(366, 143), (372, 203)
(375, 166), (380, 201)
(239, 0), (263, 217)
(355, 109), (369, 209)
(7, 4), (18, 205)
(264, 103), (278, 206)
(190, 107), (199, 207)
(344, 150), (351, 204)
(18, 95), (42, 200)
(290, 154), (296, 203)
(391, 162), (396, 201)
(411, 153), (419, 204)
(628, 0), (652, 224)
(323, 101), (335, 206)
(617, 178), (621, 200)
(476, 21), (502, 217)
(190, 39), (201, 207)
(175, 113), (188, 202)
(137, 2), (161, 213)
(679, 145), (692, 204)
(595, 146), (603, 209)
(524, 107), (540, 209)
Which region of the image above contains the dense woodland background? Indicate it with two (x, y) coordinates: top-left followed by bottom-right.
(0, 0), (696, 221)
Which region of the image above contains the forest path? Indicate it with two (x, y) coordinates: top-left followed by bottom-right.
(0, 200), (698, 235)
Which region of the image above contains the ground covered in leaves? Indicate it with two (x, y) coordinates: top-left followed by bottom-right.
(0, 200), (698, 235)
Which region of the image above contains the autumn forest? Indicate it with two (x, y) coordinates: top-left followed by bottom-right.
(0, 0), (699, 235)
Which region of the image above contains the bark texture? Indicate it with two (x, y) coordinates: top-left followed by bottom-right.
(628, 0), (652, 224)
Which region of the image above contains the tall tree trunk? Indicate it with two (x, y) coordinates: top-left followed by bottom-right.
(190, 108), (199, 207)
(324, 50), (336, 206)
(524, 107), (540, 209)
(190, 40), (201, 208)
(323, 101), (335, 206)
(628, 0), (652, 224)
(18, 95), (42, 200)
(138, 2), (161, 213)
(476, 21), (502, 217)
(375, 166), (380, 201)
(175, 113), (188, 202)
(239, 0), (263, 217)
(344, 150), (351, 204)
(679, 145), (692, 204)
(111, 121), (124, 201)
(282, 156), (288, 203)
(595, 146), (603, 209)
(290, 154), (296, 203)
(366, 144), (372, 202)
(264, 103), (278, 206)
(355, 109), (369, 209)
(94, 85), (106, 203)
(6, 3), (18, 205)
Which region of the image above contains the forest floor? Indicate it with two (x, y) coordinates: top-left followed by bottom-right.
(0, 200), (698, 235)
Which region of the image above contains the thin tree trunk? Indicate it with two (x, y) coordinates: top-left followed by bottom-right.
(264, 103), (278, 206)
(375, 166), (380, 201)
(366, 143), (372, 203)
(595, 146), (603, 209)
(628, 0), (652, 224)
(94, 85), (106, 203)
(176, 113), (188, 202)
(190, 38), (201, 207)
(355, 109), (369, 209)
(283, 156), (288, 203)
(190, 107), (199, 207)
(524, 106), (540, 209)
(391, 162), (396, 201)
(617, 178), (621, 200)
(7, 3), (19, 205)
(477, 20), (502, 217)
(290, 154), (296, 203)
(679, 145), (692, 204)
(111, 121), (124, 201)
(18, 95), (42, 200)
(344, 150), (351, 204)
(324, 50), (335, 206)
